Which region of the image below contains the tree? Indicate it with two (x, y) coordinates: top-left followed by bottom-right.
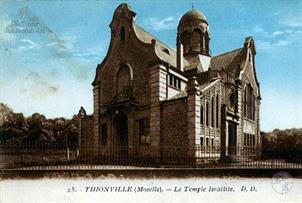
(0, 103), (79, 147)
(262, 128), (302, 162)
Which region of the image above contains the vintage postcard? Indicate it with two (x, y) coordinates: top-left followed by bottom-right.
(0, 0), (301, 202)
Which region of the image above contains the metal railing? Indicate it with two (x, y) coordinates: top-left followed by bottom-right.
(0, 141), (301, 170)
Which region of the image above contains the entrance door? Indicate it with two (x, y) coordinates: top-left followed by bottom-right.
(114, 112), (128, 155)
(228, 122), (237, 155)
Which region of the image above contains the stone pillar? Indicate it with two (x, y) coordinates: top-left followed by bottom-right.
(150, 64), (167, 161)
(187, 76), (201, 165)
(236, 82), (242, 156)
(177, 42), (184, 71)
(93, 84), (101, 151)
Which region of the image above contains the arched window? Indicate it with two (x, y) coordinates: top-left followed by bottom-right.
(211, 97), (214, 127)
(116, 65), (130, 94)
(205, 32), (210, 54)
(200, 105), (204, 124)
(216, 94), (219, 128)
(120, 26), (125, 42)
(181, 31), (190, 54)
(245, 84), (254, 120)
(252, 95), (256, 120)
(229, 91), (236, 109)
(191, 29), (201, 52)
(206, 101), (209, 126)
(244, 88), (247, 117)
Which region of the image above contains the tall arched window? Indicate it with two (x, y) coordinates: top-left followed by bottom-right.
(206, 101), (209, 126)
(245, 84), (254, 120)
(216, 94), (219, 128)
(205, 32), (210, 54)
(191, 29), (201, 52)
(120, 26), (125, 42)
(200, 105), (204, 125)
(211, 97), (214, 127)
(230, 91), (236, 109)
(116, 65), (130, 94)
(244, 88), (247, 117)
(181, 31), (190, 54)
(252, 94), (256, 120)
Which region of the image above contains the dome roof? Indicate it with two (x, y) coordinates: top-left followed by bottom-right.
(179, 9), (207, 30)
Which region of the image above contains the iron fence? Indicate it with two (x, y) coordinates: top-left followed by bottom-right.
(0, 141), (301, 170)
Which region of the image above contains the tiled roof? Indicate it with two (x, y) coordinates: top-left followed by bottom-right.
(210, 48), (245, 72)
(133, 24), (189, 68)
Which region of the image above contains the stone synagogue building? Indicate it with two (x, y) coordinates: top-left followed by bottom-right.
(78, 4), (261, 165)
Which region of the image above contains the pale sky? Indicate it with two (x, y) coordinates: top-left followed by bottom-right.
(0, 0), (301, 131)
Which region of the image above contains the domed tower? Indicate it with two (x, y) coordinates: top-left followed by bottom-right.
(177, 8), (211, 72)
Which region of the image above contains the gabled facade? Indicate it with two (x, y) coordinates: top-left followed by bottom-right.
(78, 4), (261, 165)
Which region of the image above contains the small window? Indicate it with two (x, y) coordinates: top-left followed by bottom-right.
(101, 124), (107, 146)
(168, 74), (181, 90)
(206, 102), (209, 126)
(211, 138), (214, 147)
(206, 138), (209, 146)
(162, 48), (170, 55)
(139, 118), (150, 146)
(252, 134), (255, 146)
(169, 74), (173, 86)
(120, 26), (125, 42)
(244, 133), (247, 146)
(200, 137), (204, 146)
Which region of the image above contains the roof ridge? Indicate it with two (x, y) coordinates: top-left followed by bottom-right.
(134, 24), (176, 52)
(213, 47), (243, 58)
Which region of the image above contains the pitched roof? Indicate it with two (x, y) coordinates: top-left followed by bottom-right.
(210, 48), (245, 72)
(133, 24), (183, 67)
(200, 78), (221, 92)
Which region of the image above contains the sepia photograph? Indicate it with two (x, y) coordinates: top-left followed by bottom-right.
(0, 0), (301, 202)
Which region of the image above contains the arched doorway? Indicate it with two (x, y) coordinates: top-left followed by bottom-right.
(114, 112), (128, 149)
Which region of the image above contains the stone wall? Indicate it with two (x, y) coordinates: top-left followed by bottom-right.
(79, 116), (95, 158)
(162, 98), (188, 164)
(80, 116), (94, 146)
